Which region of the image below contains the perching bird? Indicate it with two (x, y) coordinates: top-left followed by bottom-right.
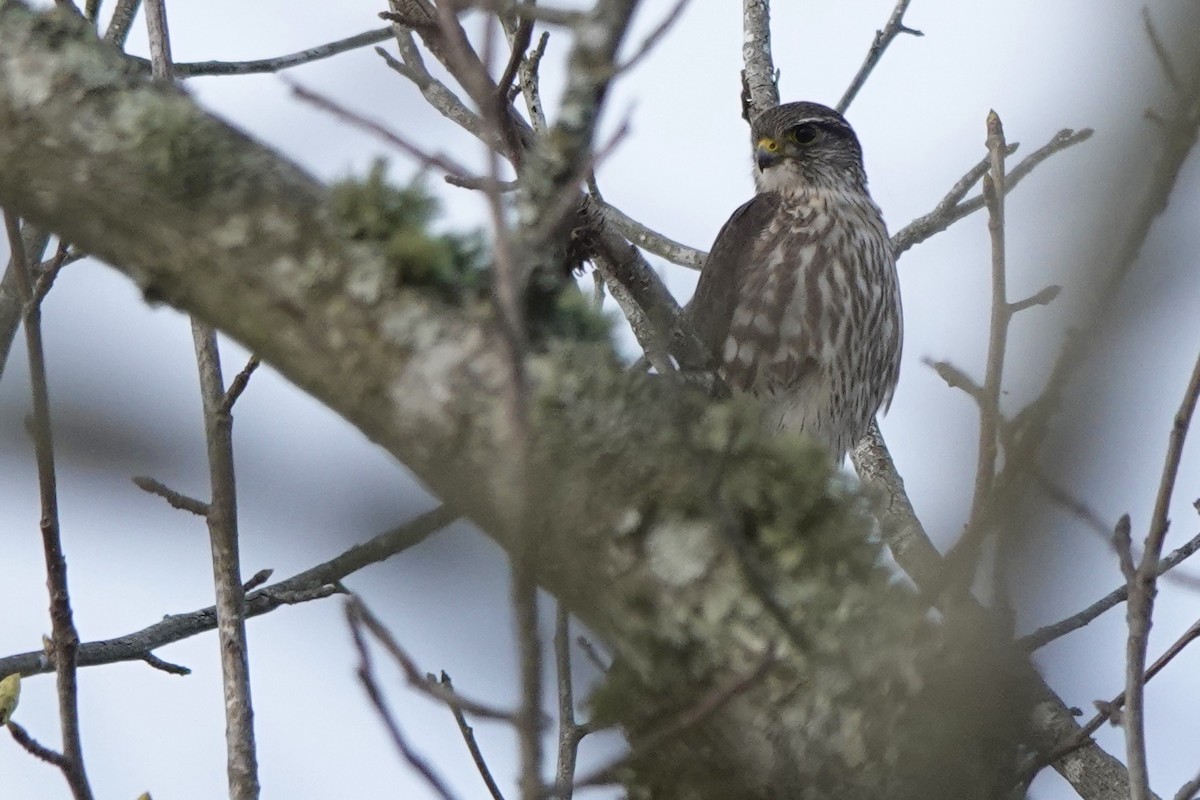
(687, 101), (902, 461)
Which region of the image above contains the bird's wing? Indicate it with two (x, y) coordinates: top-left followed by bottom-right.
(685, 193), (781, 373)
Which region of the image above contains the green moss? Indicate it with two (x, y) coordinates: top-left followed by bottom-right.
(330, 159), (487, 304)
(537, 287), (614, 343)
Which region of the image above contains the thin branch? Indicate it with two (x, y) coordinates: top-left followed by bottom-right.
(1029, 613), (1200, 778)
(0, 225), (51, 383)
(445, 173), (518, 192)
(286, 78), (474, 178)
(167, 28), (393, 77)
(851, 424), (1160, 800)
(925, 358), (987, 407)
(375, 42), (490, 144)
(350, 598), (517, 722)
(1125, 346), (1200, 800)
(892, 129), (1092, 257)
(8, 721), (69, 768)
(144, 3), (260, 794)
(517, 31), (550, 134)
(959, 111), (1011, 597)
(1175, 770), (1200, 800)
(139, 652), (189, 676)
(740, 0), (778, 120)
(30, 240), (72, 307)
(346, 601), (460, 800)
(598, 200), (706, 269)
(553, 606), (584, 799)
(836, 0), (922, 113)
(496, 3), (533, 101)
(1142, 8), (1182, 95)
(614, 0), (692, 74)
(101, 0), (140, 47)
(0, 506), (455, 679)
(4, 208), (93, 800)
(219, 355), (260, 415)
(131, 475), (210, 516)
(1009, 284), (1061, 313)
(440, 672), (506, 800)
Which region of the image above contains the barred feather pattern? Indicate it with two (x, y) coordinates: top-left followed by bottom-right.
(721, 188), (901, 460)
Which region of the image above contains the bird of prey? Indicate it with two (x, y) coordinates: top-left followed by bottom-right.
(687, 101), (902, 461)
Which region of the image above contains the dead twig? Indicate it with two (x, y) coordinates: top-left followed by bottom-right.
(1124, 346), (1200, 800)
(837, 0), (923, 113)
(4, 208), (93, 800)
(892, 129), (1092, 256)
(347, 600), (460, 800)
(440, 672), (506, 800)
(131, 475), (210, 517)
(286, 78), (474, 178)
(0, 506), (454, 679)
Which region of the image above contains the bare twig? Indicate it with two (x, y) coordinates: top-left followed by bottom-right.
(219, 355), (260, 414)
(852, 424), (1159, 800)
(496, 3), (533, 102)
(517, 31), (550, 134)
(0, 506), (455, 679)
(1175, 770), (1200, 800)
(614, 0), (692, 74)
(375, 42), (490, 144)
(553, 606), (587, 799)
(346, 600), (459, 800)
(166, 28), (393, 77)
(1009, 284), (1061, 313)
(1125, 347), (1200, 800)
(1034, 470), (1115, 540)
(131, 475), (210, 516)
(101, 0), (140, 47)
(286, 78), (473, 178)
(144, 3), (259, 794)
(4, 208), (93, 800)
(836, 0), (922, 113)
(1142, 9), (1182, 95)
(925, 358), (987, 406)
(965, 111), (1010, 572)
(741, 0), (778, 120)
(8, 721), (69, 768)
(598, 200), (706, 269)
(139, 652), (189, 676)
(30, 240), (72, 307)
(0, 225), (51, 382)
(440, 672), (506, 800)
(349, 598), (517, 722)
(1029, 613), (1200, 777)
(892, 129), (1092, 257)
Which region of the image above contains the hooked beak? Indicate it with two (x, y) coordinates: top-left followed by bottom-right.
(755, 137), (781, 171)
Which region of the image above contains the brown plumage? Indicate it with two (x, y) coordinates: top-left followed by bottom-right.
(688, 102), (902, 460)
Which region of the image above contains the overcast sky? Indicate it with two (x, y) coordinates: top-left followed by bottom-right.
(3, 1), (1200, 798)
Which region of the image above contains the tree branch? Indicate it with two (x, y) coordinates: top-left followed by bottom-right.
(836, 0), (922, 114)
(4, 206), (92, 800)
(0, 506), (455, 678)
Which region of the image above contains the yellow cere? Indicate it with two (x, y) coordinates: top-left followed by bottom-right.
(757, 137), (779, 152)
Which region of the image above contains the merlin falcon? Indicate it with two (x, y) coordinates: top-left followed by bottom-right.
(688, 101), (902, 461)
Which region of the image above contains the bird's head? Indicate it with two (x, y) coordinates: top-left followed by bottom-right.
(750, 102), (868, 196)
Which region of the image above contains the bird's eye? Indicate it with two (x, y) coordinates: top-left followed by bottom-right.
(790, 124), (818, 145)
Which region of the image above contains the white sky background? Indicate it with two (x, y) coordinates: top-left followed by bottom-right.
(1, 1), (1199, 798)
